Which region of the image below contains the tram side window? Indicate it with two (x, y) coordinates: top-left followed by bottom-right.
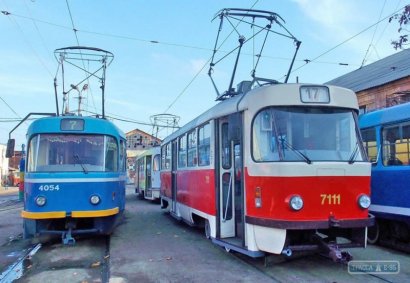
(27, 136), (39, 172)
(119, 139), (126, 172)
(153, 154), (160, 171)
(382, 123), (410, 166)
(187, 130), (198, 167)
(162, 143), (171, 170)
(222, 123), (232, 168)
(178, 135), (187, 168)
(252, 111), (279, 162)
(361, 128), (377, 163)
(105, 137), (118, 171)
(198, 123), (211, 166)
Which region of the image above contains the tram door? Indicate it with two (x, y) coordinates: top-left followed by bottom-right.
(146, 155), (152, 189)
(218, 118), (236, 238)
(171, 140), (178, 213)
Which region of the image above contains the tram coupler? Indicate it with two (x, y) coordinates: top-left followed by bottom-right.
(62, 222), (76, 245)
(327, 245), (352, 262)
(313, 235), (352, 263)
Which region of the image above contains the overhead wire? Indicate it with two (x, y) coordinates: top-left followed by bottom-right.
(0, 96), (22, 119)
(1, 2), (405, 129)
(360, 0), (387, 67)
(164, 0), (260, 113)
(1, 9), (356, 67)
(280, 4), (408, 81)
(64, 0), (97, 114)
(1, 11), (53, 78)
(23, 0), (53, 63)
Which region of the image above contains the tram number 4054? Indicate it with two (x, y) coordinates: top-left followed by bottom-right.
(320, 194), (341, 205)
(38, 185), (60, 191)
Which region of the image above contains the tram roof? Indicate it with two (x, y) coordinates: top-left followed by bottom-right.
(359, 102), (410, 128)
(26, 115), (125, 138)
(163, 83), (358, 144)
(136, 146), (161, 160)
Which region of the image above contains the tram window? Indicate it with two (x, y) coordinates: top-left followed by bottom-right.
(252, 111), (279, 162)
(162, 143), (171, 170)
(119, 140), (126, 172)
(252, 107), (365, 162)
(198, 123), (211, 166)
(28, 134), (114, 172)
(178, 135), (187, 168)
(382, 123), (410, 166)
(361, 128), (377, 163)
(105, 137), (118, 172)
(27, 135), (39, 172)
(153, 154), (160, 171)
(187, 130), (198, 167)
(221, 123), (231, 169)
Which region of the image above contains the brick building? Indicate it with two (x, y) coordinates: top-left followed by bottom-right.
(126, 129), (161, 150)
(327, 49), (410, 113)
(126, 129), (162, 183)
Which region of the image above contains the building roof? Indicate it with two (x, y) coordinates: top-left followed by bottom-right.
(326, 49), (410, 92)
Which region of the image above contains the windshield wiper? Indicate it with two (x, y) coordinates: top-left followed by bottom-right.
(348, 143), (359, 164)
(279, 138), (312, 164)
(73, 154), (88, 174)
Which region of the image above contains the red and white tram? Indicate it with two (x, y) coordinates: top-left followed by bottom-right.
(135, 146), (161, 201)
(160, 83), (374, 259)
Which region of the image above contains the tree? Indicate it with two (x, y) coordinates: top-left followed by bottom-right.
(389, 5), (410, 49)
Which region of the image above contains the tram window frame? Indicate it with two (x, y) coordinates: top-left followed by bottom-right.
(221, 123), (231, 169)
(161, 143), (171, 170)
(361, 127), (378, 163)
(178, 135), (187, 168)
(198, 123), (211, 166)
(153, 154), (160, 171)
(382, 122), (410, 166)
(120, 139), (126, 172)
(187, 129), (198, 167)
(105, 136), (119, 172)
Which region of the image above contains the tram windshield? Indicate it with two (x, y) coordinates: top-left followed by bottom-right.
(252, 107), (366, 162)
(27, 134), (118, 172)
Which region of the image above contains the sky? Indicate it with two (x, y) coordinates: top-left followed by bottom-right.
(0, 0), (408, 149)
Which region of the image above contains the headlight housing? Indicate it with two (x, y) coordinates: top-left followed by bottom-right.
(35, 196), (46, 207)
(289, 195), (304, 211)
(90, 195), (101, 205)
(358, 194), (371, 209)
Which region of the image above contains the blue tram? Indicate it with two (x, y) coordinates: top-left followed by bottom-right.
(359, 103), (410, 248)
(21, 116), (126, 244)
(5, 46), (124, 244)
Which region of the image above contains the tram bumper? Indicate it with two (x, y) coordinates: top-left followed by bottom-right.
(246, 214), (375, 256)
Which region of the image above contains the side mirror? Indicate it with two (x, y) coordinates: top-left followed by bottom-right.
(6, 139), (15, 158)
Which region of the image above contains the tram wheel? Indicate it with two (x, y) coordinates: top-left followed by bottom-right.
(367, 221), (380, 244)
(204, 220), (211, 239)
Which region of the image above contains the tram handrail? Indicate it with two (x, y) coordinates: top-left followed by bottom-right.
(222, 174), (232, 223)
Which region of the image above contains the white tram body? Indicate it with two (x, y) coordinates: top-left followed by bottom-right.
(160, 83), (373, 257)
(135, 146), (161, 201)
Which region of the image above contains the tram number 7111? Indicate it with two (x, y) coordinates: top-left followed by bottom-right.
(320, 194), (341, 205)
(38, 185), (60, 192)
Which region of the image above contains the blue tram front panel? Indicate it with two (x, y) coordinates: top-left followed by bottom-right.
(22, 173), (125, 218)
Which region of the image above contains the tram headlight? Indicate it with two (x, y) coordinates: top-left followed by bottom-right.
(35, 196), (46, 207)
(358, 194), (371, 209)
(289, 195), (304, 211)
(90, 195), (101, 205)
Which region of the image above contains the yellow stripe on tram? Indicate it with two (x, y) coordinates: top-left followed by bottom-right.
(71, 207), (119, 218)
(21, 211), (66, 219)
